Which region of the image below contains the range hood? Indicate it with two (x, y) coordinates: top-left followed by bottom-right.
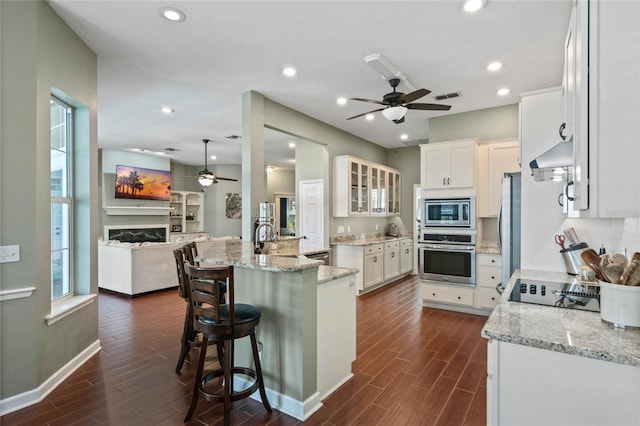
(529, 140), (574, 182)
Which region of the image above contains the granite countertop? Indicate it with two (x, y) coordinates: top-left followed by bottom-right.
(482, 269), (640, 367)
(197, 240), (323, 272)
(197, 240), (356, 284)
(330, 235), (412, 247)
(477, 246), (500, 254)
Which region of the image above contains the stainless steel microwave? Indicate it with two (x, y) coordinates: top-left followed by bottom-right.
(423, 197), (475, 229)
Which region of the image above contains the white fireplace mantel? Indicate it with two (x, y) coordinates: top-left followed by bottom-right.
(102, 206), (172, 216)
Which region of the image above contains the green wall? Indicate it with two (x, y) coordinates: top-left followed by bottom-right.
(1, 0), (98, 402)
(429, 104), (519, 143)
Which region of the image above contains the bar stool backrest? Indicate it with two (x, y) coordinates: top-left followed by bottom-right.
(184, 264), (235, 338)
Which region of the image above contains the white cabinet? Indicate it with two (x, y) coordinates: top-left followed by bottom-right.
(334, 155), (401, 217)
(170, 191), (204, 235)
(566, 0), (640, 217)
(475, 253), (501, 310)
(363, 244), (384, 288)
(334, 156), (370, 217)
(421, 139), (477, 192)
(383, 241), (400, 281)
(399, 238), (413, 274)
(487, 339), (640, 425)
(387, 170), (401, 215)
(333, 238), (412, 294)
(477, 141), (520, 217)
(370, 165), (387, 215)
(421, 282), (474, 307)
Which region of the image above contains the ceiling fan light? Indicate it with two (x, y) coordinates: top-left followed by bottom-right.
(198, 175), (214, 186)
(381, 106), (408, 121)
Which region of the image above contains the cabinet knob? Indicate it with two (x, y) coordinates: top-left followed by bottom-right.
(491, 276), (495, 280)
(432, 293), (436, 296)
(443, 177), (446, 186)
(491, 259), (495, 263)
(391, 253), (395, 258)
(447, 177), (451, 185)
(457, 296), (461, 300)
(491, 297), (496, 301)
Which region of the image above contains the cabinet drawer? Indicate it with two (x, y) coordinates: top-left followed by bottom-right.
(421, 283), (474, 306)
(384, 241), (400, 250)
(477, 265), (502, 288)
(477, 253), (501, 267)
(401, 238), (413, 248)
(365, 243), (383, 254)
(476, 287), (500, 309)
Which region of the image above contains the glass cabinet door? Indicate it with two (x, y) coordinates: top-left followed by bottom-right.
(360, 163), (369, 213)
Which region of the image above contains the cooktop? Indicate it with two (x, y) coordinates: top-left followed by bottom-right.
(508, 278), (600, 312)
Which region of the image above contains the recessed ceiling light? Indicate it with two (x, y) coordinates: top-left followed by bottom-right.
(400, 134), (409, 140)
(283, 67), (297, 77)
(160, 7), (186, 22)
(266, 166), (275, 173)
(463, 0), (487, 13)
(336, 97), (347, 105)
(210, 155), (217, 160)
(288, 142), (296, 148)
(487, 62), (502, 72)
(161, 106), (174, 114)
(497, 88), (510, 96)
(365, 114), (375, 120)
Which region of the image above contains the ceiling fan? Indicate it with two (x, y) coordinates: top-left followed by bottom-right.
(197, 139), (238, 187)
(346, 78), (451, 124)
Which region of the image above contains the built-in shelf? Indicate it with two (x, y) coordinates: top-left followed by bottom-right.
(102, 206), (173, 216)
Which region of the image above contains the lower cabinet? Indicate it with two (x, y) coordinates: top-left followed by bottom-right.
(333, 238), (413, 294)
(400, 239), (413, 274)
(487, 339), (640, 425)
(475, 253), (501, 310)
(383, 241), (400, 281)
(363, 245), (384, 288)
(421, 282), (474, 306)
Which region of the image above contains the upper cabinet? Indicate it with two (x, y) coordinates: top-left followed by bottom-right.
(565, 0), (640, 218)
(477, 140), (520, 217)
(333, 155), (400, 217)
(421, 139), (478, 194)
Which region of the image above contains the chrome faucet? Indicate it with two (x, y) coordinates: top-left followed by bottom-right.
(254, 222), (277, 254)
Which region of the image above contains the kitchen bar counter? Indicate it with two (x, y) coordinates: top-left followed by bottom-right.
(482, 269), (640, 367)
(195, 239), (356, 421)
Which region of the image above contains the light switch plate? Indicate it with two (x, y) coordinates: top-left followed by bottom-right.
(0, 245), (20, 263)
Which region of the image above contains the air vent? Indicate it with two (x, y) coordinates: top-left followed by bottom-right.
(164, 147), (179, 152)
(434, 91), (461, 101)
(226, 134), (242, 140)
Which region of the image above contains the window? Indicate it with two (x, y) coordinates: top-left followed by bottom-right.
(51, 97), (73, 302)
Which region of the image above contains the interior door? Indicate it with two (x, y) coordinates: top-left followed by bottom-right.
(299, 179), (324, 248)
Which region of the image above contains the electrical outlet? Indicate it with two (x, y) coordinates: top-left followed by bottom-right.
(0, 245), (20, 263)
(375, 224), (379, 230)
(337, 226), (345, 234)
(347, 226), (351, 233)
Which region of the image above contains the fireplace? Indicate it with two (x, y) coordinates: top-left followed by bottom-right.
(104, 224), (169, 243)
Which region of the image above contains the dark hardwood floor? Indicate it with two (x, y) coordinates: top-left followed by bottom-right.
(2, 275), (487, 425)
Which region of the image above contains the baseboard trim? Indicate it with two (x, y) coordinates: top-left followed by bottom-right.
(0, 339), (101, 416)
(233, 377), (322, 421)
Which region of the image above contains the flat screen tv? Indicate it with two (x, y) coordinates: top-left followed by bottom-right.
(114, 165), (171, 201)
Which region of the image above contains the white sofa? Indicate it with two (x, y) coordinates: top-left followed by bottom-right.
(98, 236), (238, 296)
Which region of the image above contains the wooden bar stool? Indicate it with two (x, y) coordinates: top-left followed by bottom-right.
(186, 240), (227, 303)
(183, 264), (271, 424)
(172, 247), (200, 373)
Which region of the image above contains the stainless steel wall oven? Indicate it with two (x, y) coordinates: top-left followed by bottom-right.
(418, 233), (476, 285)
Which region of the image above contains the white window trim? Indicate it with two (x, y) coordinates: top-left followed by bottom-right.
(45, 294), (96, 326)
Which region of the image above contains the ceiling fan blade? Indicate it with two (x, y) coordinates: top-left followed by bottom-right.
(350, 97), (388, 106)
(406, 103), (451, 111)
(214, 176), (239, 182)
(393, 117), (405, 124)
(346, 108), (386, 120)
(398, 88), (431, 104)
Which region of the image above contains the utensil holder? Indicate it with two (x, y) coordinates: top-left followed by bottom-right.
(599, 280), (640, 329)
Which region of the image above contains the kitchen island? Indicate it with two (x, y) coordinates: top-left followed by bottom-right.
(196, 240), (356, 421)
(482, 269), (640, 425)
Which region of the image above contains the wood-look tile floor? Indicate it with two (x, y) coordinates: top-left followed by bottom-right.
(2, 275), (487, 425)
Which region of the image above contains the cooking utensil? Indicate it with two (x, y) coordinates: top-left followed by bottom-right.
(563, 227), (580, 246)
(604, 263), (625, 284)
(560, 242), (589, 275)
(611, 253), (629, 268)
(631, 252), (640, 263)
(555, 234), (566, 250)
(581, 249), (609, 282)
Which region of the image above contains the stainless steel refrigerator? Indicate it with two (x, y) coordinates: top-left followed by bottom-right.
(499, 172), (521, 289)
